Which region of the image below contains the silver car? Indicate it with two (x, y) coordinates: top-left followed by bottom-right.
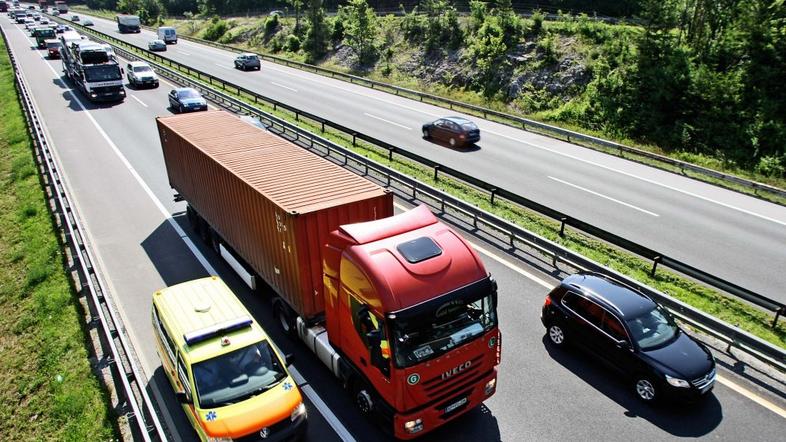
(148, 39), (166, 52)
(234, 53), (261, 71)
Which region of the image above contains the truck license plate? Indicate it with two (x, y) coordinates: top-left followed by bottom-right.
(444, 397), (467, 414)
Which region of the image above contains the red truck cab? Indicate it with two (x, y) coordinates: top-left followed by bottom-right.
(323, 205), (500, 439)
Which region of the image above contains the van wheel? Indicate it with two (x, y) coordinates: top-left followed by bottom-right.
(274, 300), (295, 337)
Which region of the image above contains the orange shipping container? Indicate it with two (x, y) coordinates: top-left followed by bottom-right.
(156, 111), (393, 320)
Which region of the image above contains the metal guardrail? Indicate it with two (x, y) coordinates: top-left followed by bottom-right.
(98, 14), (786, 204)
(58, 17), (786, 327)
(57, 19), (786, 372)
(0, 25), (166, 442)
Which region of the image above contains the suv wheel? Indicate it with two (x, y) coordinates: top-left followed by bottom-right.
(547, 323), (566, 346)
(634, 376), (658, 402)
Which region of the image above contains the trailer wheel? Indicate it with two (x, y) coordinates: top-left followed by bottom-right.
(186, 206), (201, 235)
(274, 300), (295, 337)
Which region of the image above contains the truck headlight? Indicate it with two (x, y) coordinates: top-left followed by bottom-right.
(484, 378), (496, 395)
(290, 401), (306, 421)
(403, 418), (423, 434)
(665, 374), (690, 388)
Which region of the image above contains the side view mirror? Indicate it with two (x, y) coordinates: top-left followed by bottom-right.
(284, 353), (294, 366)
(175, 391), (191, 404)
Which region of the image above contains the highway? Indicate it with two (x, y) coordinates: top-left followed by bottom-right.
(4, 13), (786, 442)
(59, 11), (786, 304)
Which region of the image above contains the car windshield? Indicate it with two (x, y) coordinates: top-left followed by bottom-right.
(192, 340), (287, 408)
(84, 65), (121, 82)
(177, 89), (201, 99)
(133, 66), (152, 73)
(391, 279), (497, 368)
(625, 306), (679, 351)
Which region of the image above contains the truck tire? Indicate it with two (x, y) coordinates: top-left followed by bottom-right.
(351, 379), (375, 416)
(274, 300), (296, 338)
(186, 205), (201, 235)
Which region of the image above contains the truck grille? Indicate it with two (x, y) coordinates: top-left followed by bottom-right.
(421, 355), (484, 399)
(92, 86), (119, 94)
(691, 368), (716, 390)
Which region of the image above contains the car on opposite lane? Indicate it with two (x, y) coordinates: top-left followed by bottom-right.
(234, 53), (261, 71)
(148, 39), (166, 52)
(82, 18), (94, 26)
(70, 15), (79, 21)
(422, 116), (481, 148)
(168, 87), (207, 113)
(126, 61), (159, 88)
(541, 273), (717, 404)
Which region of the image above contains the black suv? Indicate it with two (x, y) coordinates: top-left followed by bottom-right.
(541, 273), (716, 403)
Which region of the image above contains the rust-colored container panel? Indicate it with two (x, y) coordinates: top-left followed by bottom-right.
(157, 111), (393, 319)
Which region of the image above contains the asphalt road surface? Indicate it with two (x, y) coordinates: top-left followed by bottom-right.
(56, 11), (786, 304)
(4, 14), (786, 442)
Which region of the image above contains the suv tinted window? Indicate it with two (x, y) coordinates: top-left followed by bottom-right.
(563, 291), (604, 327)
(602, 314), (627, 341)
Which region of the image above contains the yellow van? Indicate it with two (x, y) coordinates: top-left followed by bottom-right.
(152, 276), (307, 441)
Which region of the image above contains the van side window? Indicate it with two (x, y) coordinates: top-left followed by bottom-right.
(177, 355), (192, 397)
(153, 306), (176, 364)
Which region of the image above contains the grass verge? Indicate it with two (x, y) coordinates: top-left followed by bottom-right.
(0, 33), (117, 440)
(74, 22), (786, 351)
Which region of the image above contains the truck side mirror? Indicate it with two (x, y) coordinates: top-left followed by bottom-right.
(175, 391), (191, 404)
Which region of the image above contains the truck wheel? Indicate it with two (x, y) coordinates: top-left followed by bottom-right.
(186, 206), (201, 235)
(274, 300), (295, 337)
(351, 380), (374, 415)
(209, 228), (221, 254)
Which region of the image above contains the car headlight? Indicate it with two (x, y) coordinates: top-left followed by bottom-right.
(484, 378), (497, 395)
(404, 418), (423, 434)
(665, 374), (690, 388)
(290, 401), (306, 421)
(206, 438), (232, 442)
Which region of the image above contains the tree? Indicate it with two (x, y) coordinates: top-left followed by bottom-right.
(288, 0), (305, 34)
(343, 0), (378, 64)
(304, 0), (328, 61)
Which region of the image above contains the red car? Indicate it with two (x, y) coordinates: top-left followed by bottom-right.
(45, 40), (60, 58)
(422, 116), (481, 148)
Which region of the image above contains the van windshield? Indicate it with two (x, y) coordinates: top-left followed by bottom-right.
(192, 340), (287, 408)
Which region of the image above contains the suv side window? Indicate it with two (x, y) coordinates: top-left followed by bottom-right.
(602, 313), (628, 342)
(563, 291), (604, 328)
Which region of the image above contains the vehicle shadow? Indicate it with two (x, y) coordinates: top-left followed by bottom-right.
(140, 214), (210, 287)
(423, 136), (481, 152)
(146, 365), (196, 441)
(541, 335), (723, 437)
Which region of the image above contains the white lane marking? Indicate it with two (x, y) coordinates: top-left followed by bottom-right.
(289, 367), (356, 442)
(717, 375), (786, 420)
(548, 176), (659, 217)
(364, 112), (411, 130)
(214, 63), (230, 69)
(483, 128), (786, 226)
(128, 93), (148, 107)
(17, 22), (356, 441)
(271, 81), (297, 92)
(178, 50), (191, 56)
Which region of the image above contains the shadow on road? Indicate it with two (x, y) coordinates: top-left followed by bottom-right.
(542, 334), (723, 437)
(140, 214), (209, 287)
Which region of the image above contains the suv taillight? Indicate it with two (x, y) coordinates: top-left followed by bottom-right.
(543, 295), (552, 307)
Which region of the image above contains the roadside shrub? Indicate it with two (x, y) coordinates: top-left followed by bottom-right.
(538, 33), (559, 64)
(264, 13), (279, 37)
(331, 13), (345, 43)
(203, 18), (228, 41)
(285, 34), (301, 52)
(401, 7), (426, 43)
(530, 9), (545, 36)
(755, 156), (786, 178)
(269, 33), (284, 52)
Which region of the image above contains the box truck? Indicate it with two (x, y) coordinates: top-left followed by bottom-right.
(156, 111), (501, 439)
(116, 14), (140, 33)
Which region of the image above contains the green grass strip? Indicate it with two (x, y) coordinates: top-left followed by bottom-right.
(75, 23), (786, 351)
(0, 34), (117, 440)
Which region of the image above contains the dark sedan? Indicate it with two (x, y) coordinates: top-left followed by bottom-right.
(168, 88), (207, 113)
(541, 273), (716, 403)
(422, 116), (480, 148)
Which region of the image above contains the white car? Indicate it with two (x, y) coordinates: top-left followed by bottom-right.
(126, 61), (159, 88)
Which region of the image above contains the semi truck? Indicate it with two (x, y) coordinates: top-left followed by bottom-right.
(54, 0), (66, 13)
(60, 34), (125, 102)
(156, 111), (501, 439)
(37, 0), (48, 9)
(116, 14), (140, 33)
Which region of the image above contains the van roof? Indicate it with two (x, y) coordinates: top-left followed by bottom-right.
(153, 276), (268, 363)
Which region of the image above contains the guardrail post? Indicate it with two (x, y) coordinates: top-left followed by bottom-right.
(490, 188), (497, 205)
(321, 121), (325, 133)
(559, 217), (567, 237)
(773, 307), (784, 328)
(388, 148), (395, 161)
(650, 256), (662, 277)
(434, 165), (440, 181)
(352, 133), (356, 146)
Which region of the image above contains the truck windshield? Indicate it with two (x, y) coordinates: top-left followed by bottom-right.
(84, 65), (121, 82)
(391, 278), (497, 368)
(192, 340), (287, 408)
